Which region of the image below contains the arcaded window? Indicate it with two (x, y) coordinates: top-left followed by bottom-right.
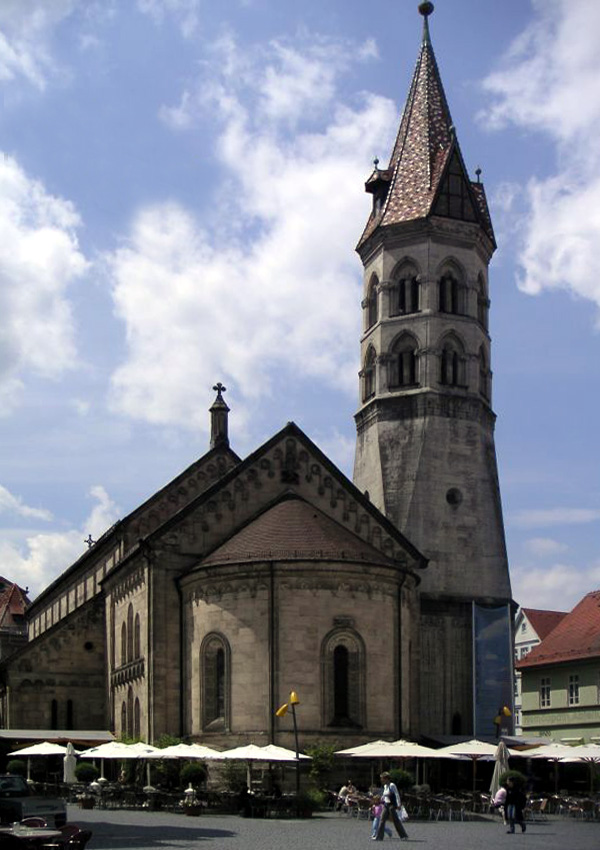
(362, 346), (376, 401)
(127, 686), (134, 738)
(389, 334), (418, 388)
(134, 698), (141, 739)
(478, 346), (490, 400)
(201, 633), (231, 731)
(367, 276), (378, 329)
(439, 270), (464, 314)
(390, 265), (419, 316)
(477, 274), (489, 329)
(440, 335), (466, 387)
(121, 622), (127, 666)
(127, 604), (134, 663)
(322, 628), (365, 728)
(134, 613), (141, 659)
(121, 702), (127, 735)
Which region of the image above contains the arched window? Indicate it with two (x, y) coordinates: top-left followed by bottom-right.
(134, 613), (141, 659)
(389, 334), (418, 388)
(51, 699), (58, 729)
(66, 699), (74, 729)
(134, 698), (141, 739)
(390, 265), (419, 316)
(121, 702), (127, 736)
(121, 622), (127, 666)
(477, 274), (489, 329)
(127, 687), (134, 739)
(201, 633), (231, 731)
(366, 276), (378, 329)
(362, 346), (376, 402)
(127, 604), (134, 663)
(479, 346), (490, 400)
(438, 270), (463, 314)
(321, 629), (365, 728)
(440, 335), (466, 387)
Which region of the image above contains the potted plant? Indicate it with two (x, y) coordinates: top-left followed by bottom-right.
(180, 763), (207, 816)
(74, 762), (100, 808)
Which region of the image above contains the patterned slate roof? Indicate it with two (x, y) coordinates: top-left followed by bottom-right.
(201, 495), (396, 567)
(521, 608), (567, 641)
(0, 578), (30, 629)
(517, 591), (600, 668)
(357, 12), (494, 249)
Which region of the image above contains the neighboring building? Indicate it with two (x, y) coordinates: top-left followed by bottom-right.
(0, 579), (30, 661)
(517, 591), (600, 742)
(0, 4), (514, 745)
(513, 608), (566, 733)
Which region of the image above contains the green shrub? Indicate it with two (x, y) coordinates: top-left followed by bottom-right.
(499, 769), (527, 788)
(304, 743), (338, 787)
(75, 762), (100, 783)
(297, 788), (325, 812)
(180, 762), (207, 788)
(6, 759), (26, 777)
(388, 768), (414, 792)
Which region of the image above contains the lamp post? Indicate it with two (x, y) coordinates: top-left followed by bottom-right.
(276, 690), (301, 806)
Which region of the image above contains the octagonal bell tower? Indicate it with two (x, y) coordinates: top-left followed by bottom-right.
(353, 3), (513, 738)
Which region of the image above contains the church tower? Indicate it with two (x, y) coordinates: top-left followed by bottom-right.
(353, 3), (513, 737)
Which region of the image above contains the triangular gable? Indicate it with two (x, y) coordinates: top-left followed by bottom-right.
(115, 422), (428, 578)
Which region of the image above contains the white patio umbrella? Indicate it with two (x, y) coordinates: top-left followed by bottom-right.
(435, 739), (518, 792)
(347, 739), (446, 786)
(78, 741), (160, 786)
(145, 743), (222, 760)
(9, 741), (77, 784)
(560, 743), (600, 792)
(528, 742), (588, 793)
(217, 743), (310, 787)
(335, 740), (392, 755)
(63, 742), (77, 784)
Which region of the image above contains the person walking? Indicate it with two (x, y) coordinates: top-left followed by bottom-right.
(370, 795), (393, 839)
(374, 772), (408, 841)
(505, 777), (526, 834)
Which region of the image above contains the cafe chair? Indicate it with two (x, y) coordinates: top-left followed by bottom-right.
(20, 817), (48, 827)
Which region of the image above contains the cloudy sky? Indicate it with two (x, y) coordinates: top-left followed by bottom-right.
(0, 0), (599, 613)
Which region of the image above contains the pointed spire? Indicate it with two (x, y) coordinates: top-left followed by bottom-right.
(209, 382), (230, 449)
(357, 2), (495, 249)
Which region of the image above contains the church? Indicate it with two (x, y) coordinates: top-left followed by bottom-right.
(0, 3), (513, 750)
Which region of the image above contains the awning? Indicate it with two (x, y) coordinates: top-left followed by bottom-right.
(0, 729), (115, 745)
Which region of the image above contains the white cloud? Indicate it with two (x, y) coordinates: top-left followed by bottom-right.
(511, 561), (600, 611)
(108, 35), (394, 432)
(0, 485), (120, 597)
(0, 0), (77, 89)
(0, 155), (88, 411)
(524, 537), (568, 558)
(481, 0), (600, 316)
(0, 485), (53, 522)
(511, 508), (600, 528)
(137, 0), (201, 38)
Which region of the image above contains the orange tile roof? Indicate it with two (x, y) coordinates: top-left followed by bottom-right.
(518, 591), (600, 668)
(521, 608), (567, 641)
(0, 578), (30, 628)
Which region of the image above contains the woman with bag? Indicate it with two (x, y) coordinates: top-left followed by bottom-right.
(374, 772), (408, 841)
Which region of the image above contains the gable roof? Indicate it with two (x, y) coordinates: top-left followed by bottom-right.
(201, 495), (397, 568)
(518, 591), (600, 668)
(520, 608), (567, 642)
(357, 8), (494, 251)
(0, 579), (30, 629)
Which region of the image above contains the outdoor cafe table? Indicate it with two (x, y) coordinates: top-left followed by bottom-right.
(0, 823), (63, 845)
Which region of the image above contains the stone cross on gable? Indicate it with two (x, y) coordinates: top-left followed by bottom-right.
(213, 382), (227, 398)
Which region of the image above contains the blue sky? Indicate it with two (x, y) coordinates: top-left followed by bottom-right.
(0, 0), (599, 613)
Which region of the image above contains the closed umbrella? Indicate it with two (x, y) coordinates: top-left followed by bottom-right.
(489, 740), (510, 799)
(9, 741), (75, 784)
(63, 742), (77, 784)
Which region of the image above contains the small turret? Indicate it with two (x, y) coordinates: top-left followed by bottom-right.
(209, 382), (230, 449)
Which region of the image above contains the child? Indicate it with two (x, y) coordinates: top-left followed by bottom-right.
(371, 795), (393, 839)
(493, 785), (507, 825)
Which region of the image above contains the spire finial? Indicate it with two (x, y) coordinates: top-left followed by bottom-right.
(210, 381), (230, 448)
(418, 2), (434, 43)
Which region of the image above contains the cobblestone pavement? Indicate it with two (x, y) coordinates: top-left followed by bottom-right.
(67, 807), (599, 850)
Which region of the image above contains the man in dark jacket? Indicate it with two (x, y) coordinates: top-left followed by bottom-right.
(505, 777), (526, 833)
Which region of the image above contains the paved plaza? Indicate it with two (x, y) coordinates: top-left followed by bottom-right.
(67, 806), (599, 850)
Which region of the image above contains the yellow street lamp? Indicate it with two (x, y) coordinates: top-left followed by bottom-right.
(275, 690), (301, 803)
